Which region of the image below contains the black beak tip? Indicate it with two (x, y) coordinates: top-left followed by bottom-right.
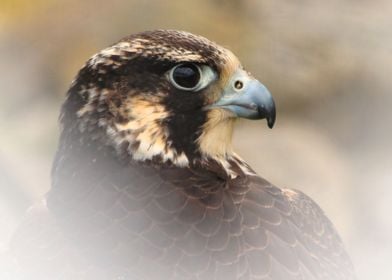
(267, 115), (275, 128)
(267, 105), (276, 129)
(258, 102), (276, 129)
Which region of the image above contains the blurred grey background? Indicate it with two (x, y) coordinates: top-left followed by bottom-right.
(0, 0), (391, 279)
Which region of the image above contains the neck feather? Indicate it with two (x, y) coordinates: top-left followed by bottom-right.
(197, 109), (235, 159)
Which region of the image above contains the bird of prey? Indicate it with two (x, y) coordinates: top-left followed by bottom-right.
(10, 30), (355, 280)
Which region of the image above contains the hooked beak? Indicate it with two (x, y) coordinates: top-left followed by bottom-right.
(210, 69), (276, 128)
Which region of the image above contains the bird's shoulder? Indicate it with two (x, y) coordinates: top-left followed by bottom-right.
(240, 176), (355, 279)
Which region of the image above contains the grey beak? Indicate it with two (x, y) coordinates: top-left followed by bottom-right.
(210, 69), (276, 128)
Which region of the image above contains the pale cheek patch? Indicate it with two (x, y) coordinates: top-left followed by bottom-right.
(197, 109), (236, 158)
(112, 98), (189, 166)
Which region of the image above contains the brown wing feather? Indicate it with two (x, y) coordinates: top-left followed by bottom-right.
(10, 160), (355, 280)
(241, 177), (355, 280)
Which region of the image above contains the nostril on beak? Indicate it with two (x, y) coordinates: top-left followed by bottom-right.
(234, 80), (243, 90)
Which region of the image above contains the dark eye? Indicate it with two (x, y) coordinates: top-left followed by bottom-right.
(169, 63), (201, 90)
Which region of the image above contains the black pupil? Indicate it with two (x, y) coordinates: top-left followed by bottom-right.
(172, 64), (200, 89)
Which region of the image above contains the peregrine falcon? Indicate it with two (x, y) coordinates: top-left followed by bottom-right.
(10, 30), (355, 280)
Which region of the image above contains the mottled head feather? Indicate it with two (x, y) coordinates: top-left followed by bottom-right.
(59, 30), (243, 171)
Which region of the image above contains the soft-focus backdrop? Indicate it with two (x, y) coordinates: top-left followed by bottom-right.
(1, 1), (391, 279)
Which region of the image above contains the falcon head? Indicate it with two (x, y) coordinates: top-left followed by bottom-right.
(60, 30), (275, 167)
